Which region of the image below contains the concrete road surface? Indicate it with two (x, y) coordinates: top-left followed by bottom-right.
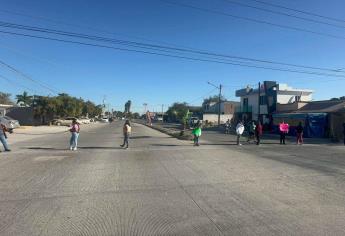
(0, 121), (344, 235)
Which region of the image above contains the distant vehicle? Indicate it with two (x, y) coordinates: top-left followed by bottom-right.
(157, 117), (163, 121)
(189, 117), (202, 128)
(51, 117), (78, 126)
(79, 118), (91, 124)
(100, 117), (109, 123)
(0, 116), (20, 129)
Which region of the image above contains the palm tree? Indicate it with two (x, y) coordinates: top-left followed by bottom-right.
(16, 91), (33, 107)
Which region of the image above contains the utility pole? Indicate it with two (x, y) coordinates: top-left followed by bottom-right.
(207, 82), (222, 126)
(161, 104), (164, 123)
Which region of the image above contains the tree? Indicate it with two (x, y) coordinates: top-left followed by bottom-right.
(0, 92), (14, 105)
(202, 95), (226, 106)
(133, 112), (140, 119)
(166, 102), (190, 123)
(330, 96), (345, 101)
(16, 91), (33, 107)
(33, 94), (103, 124)
(124, 100), (132, 113)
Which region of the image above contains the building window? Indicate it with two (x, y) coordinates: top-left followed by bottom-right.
(259, 95), (267, 105)
(243, 98), (248, 107)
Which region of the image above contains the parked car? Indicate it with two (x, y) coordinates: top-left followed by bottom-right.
(100, 117), (109, 123)
(0, 116), (20, 129)
(51, 117), (79, 126)
(79, 118), (91, 124)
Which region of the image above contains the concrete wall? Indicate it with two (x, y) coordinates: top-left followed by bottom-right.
(203, 114), (234, 124)
(6, 107), (37, 125)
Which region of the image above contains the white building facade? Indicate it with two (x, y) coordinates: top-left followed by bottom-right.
(235, 81), (313, 124)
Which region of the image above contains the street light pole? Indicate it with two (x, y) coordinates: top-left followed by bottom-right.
(207, 82), (222, 126)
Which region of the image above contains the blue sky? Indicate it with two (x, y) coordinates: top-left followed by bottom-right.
(0, 0), (345, 112)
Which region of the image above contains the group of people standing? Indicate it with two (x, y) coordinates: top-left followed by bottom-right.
(68, 118), (133, 151)
(235, 120), (310, 146)
(1, 118), (344, 152)
(236, 120), (263, 146)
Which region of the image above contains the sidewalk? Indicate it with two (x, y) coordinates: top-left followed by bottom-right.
(6, 123), (101, 145)
(133, 120), (192, 140)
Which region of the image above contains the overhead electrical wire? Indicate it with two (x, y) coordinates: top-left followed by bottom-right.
(0, 31), (345, 78)
(159, 0), (345, 40)
(246, 0), (345, 24)
(0, 59), (60, 94)
(2, 29), (345, 79)
(0, 8), (199, 51)
(0, 74), (38, 94)
(220, 0), (345, 29)
(0, 20), (344, 74)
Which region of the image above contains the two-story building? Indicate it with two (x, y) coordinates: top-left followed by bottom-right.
(202, 101), (239, 124)
(235, 81), (313, 124)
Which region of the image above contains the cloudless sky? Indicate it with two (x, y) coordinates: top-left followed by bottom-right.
(0, 0), (345, 112)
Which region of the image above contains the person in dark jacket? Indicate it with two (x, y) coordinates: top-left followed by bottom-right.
(255, 121), (263, 145)
(296, 122), (304, 145)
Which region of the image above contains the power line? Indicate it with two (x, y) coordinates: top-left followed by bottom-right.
(1, 20), (344, 74)
(188, 88), (220, 105)
(159, 0), (345, 40)
(246, 0), (345, 24)
(0, 59), (60, 94)
(220, 0), (345, 29)
(0, 8), (199, 51)
(2, 29), (345, 79)
(0, 74), (38, 94)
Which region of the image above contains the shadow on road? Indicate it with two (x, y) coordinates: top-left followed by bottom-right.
(26, 147), (123, 151)
(130, 136), (152, 139)
(26, 147), (67, 151)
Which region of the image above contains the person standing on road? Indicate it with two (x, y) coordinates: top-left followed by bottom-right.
(279, 121), (289, 145)
(247, 121), (256, 143)
(296, 122), (304, 145)
(225, 119), (231, 134)
(120, 120), (131, 149)
(236, 121), (245, 145)
(69, 119), (80, 151)
(0, 123), (11, 152)
(192, 121), (202, 146)
(255, 121), (263, 145)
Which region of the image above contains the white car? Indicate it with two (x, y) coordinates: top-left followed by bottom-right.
(79, 118), (91, 124)
(0, 116), (20, 129)
(100, 117), (109, 123)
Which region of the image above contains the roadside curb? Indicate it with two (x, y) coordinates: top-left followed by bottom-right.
(134, 121), (193, 140)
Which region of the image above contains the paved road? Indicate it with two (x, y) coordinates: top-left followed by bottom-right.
(0, 121), (344, 235)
